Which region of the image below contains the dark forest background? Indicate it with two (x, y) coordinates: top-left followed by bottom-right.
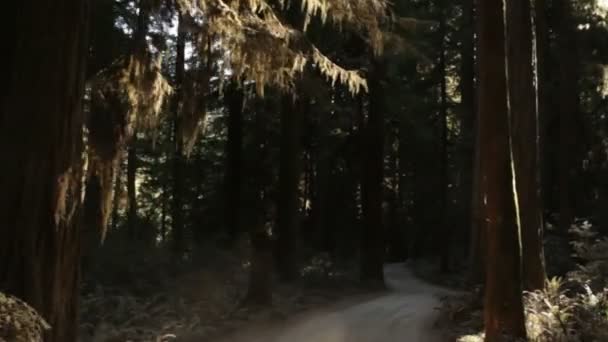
(1, 0), (608, 341)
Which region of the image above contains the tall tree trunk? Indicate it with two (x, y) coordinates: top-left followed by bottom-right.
(477, 0), (527, 339)
(397, 110), (413, 260)
(171, 13), (186, 256)
(224, 83), (244, 244)
(360, 60), (386, 286)
(506, 0), (546, 291)
(460, 0), (480, 283)
(387, 126), (406, 261)
(276, 96), (303, 282)
(313, 109), (331, 252)
(438, 3), (450, 273)
(469, 102), (485, 285)
(0, 1), (89, 341)
(127, 137), (138, 240)
(535, 0), (551, 220)
(555, 0), (578, 233)
(245, 103), (273, 306)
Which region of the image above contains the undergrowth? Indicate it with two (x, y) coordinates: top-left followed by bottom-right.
(79, 237), (363, 342)
(439, 219), (608, 342)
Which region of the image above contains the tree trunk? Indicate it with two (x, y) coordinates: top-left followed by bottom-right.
(313, 110), (331, 252)
(276, 96), (303, 282)
(438, 4), (450, 273)
(460, 0), (479, 282)
(224, 83), (244, 244)
(111, 156), (124, 231)
(477, 0), (527, 339)
(360, 61), (386, 286)
(535, 0), (551, 220)
(555, 0), (578, 233)
(245, 103), (274, 306)
(387, 126), (407, 261)
(506, 0), (546, 291)
(127, 137), (138, 240)
(171, 13), (186, 257)
(0, 1), (89, 341)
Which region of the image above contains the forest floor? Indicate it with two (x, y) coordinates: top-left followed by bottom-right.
(79, 241), (461, 342)
(79, 248), (372, 342)
(214, 263), (461, 342)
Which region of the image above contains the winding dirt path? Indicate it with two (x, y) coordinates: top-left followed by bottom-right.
(215, 263), (457, 342)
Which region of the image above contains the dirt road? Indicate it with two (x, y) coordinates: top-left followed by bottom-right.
(216, 263), (457, 342)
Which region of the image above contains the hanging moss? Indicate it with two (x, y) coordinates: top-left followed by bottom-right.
(86, 51), (173, 237)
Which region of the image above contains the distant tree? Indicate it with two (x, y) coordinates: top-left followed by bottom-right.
(244, 101), (275, 305)
(360, 59), (387, 286)
(276, 96), (304, 282)
(436, 0), (450, 273)
(0, 1), (90, 341)
(224, 83), (245, 243)
(555, 0), (580, 233)
(171, 11), (186, 257)
(127, 137), (139, 239)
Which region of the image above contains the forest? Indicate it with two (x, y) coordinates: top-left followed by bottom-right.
(1, 0), (608, 341)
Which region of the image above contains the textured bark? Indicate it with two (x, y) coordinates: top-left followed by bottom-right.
(224, 83), (244, 243)
(127, 138), (138, 240)
(506, 0), (546, 291)
(171, 14), (186, 256)
(477, 0), (527, 339)
(0, 0), (90, 341)
(276, 96), (303, 282)
(555, 0), (578, 233)
(360, 61), (386, 286)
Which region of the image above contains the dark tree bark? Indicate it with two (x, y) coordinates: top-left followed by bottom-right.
(360, 60), (386, 286)
(224, 83), (244, 243)
(437, 2), (450, 273)
(0, 1), (90, 341)
(387, 125), (407, 261)
(127, 137), (138, 240)
(477, 0), (527, 339)
(535, 0), (551, 218)
(171, 13), (186, 256)
(313, 109), (331, 252)
(111, 157), (124, 230)
(245, 103), (274, 306)
(459, 0), (481, 283)
(555, 0), (579, 233)
(276, 96), (304, 282)
(506, 0), (546, 291)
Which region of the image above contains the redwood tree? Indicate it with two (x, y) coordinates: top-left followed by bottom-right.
(0, 0), (90, 341)
(505, 0), (546, 291)
(477, 0), (527, 339)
